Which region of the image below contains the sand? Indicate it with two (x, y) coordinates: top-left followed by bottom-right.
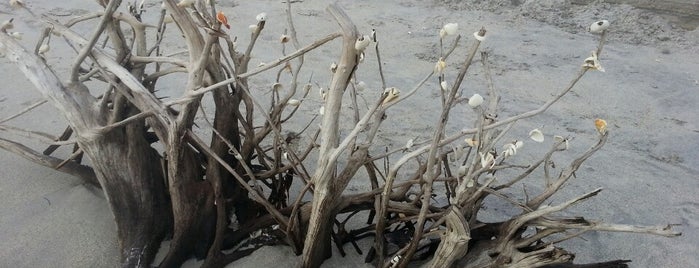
(1, 0), (697, 267)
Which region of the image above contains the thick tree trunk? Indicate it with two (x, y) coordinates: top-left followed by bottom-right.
(80, 126), (170, 267)
(158, 142), (214, 267)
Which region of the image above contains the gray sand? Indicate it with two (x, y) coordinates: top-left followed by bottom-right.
(1, 0), (697, 267)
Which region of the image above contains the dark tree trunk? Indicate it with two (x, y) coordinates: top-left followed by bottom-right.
(80, 124), (170, 267)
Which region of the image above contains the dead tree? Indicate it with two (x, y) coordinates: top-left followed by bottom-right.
(0, 1), (679, 268)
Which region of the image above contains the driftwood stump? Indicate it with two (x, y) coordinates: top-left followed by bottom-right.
(0, 1), (679, 268)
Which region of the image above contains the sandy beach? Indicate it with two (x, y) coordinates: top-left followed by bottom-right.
(1, 0), (697, 267)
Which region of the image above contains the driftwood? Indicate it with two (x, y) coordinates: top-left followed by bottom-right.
(0, 1), (680, 268)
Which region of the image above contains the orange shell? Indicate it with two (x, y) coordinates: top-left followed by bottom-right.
(594, 119), (607, 134)
(216, 11), (230, 29)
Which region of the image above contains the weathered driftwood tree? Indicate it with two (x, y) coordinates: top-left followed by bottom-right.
(0, 1), (680, 268)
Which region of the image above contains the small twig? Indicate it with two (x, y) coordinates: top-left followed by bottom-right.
(0, 100), (47, 124)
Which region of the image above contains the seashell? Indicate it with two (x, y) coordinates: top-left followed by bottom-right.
(319, 105), (325, 115)
(440, 80), (449, 92)
(330, 62), (337, 73)
(405, 138), (414, 149)
(434, 57), (447, 74)
(10, 0), (25, 8)
(479, 151), (495, 169)
(553, 135), (568, 150)
(256, 12), (267, 22)
(583, 51), (605, 72)
(287, 99), (300, 106)
(359, 51), (365, 62)
(464, 138), (479, 147)
(354, 35), (371, 52)
(9, 31), (22, 40)
(382, 87), (400, 105)
(439, 28), (447, 39)
(594, 119), (607, 134)
(391, 256), (402, 265)
(319, 87), (326, 100)
(443, 23), (459, 36)
(514, 140), (524, 149)
(502, 144), (515, 158)
(272, 83), (283, 91)
(589, 20), (610, 34)
(216, 11), (230, 29)
(473, 27), (487, 41)
(468, 93), (484, 107)
(249, 24), (258, 32)
(502, 140), (523, 158)
(1, 19), (14, 31)
(279, 34), (290, 43)
(529, 129), (544, 142)
(466, 177), (475, 188)
(39, 44), (50, 55)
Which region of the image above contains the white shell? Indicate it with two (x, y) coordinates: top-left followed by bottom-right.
(272, 83), (283, 91)
(405, 138), (414, 149)
(287, 99), (301, 106)
(434, 57), (446, 74)
(9, 31), (22, 40)
(503, 140), (523, 158)
(249, 24), (258, 32)
(468, 93), (484, 107)
(10, 0), (24, 8)
(319, 87), (326, 100)
(1, 19), (14, 31)
(589, 20), (610, 34)
(466, 177), (475, 188)
(553, 135), (569, 150)
(354, 35), (371, 52)
(319, 106), (325, 115)
(440, 80), (449, 91)
(443, 23), (458, 36)
(256, 12), (267, 22)
(382, 87), (400, 104)
(529, 129), (544, 143)
(473, 31), (486, 41)
(330, 62), (338, 73)
(479, 152), (495, 169)
(39, 44), (50, 54)
(279, 34), (290, 43)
